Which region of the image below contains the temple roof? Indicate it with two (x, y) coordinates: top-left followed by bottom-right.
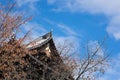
(27, 32), (52, 49)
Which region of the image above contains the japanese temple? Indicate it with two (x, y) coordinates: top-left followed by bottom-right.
(26, 32), (74, 80)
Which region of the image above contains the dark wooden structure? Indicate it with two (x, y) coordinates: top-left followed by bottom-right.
(26, 32), (74, 80)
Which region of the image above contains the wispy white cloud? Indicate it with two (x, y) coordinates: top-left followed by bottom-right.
(24, 22), (47, 39)
(47, 0), (120, 15)
(47, 0), (56, 4)
(54, 36), (80, 48)
(57, 23), (78, 36)
(16, 0), (39, 13)
(47, 0), (120, 40)
(16, 0), (39, 7)
(44, 18), (81, 37)
(18, 22), (47, 42)
(99, 53), (120, 80)
(106, 16), (120, 40)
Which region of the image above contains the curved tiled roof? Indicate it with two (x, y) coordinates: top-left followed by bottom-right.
(27, 32), (52, 49)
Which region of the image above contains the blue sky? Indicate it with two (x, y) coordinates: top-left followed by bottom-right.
(1, 0), (120, 80)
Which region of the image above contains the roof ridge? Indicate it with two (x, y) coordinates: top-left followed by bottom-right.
(27, 32), (52, 49)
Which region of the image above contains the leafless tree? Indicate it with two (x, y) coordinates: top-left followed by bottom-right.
(0, 2), (31, 80)
(56, 39), (109, 80)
